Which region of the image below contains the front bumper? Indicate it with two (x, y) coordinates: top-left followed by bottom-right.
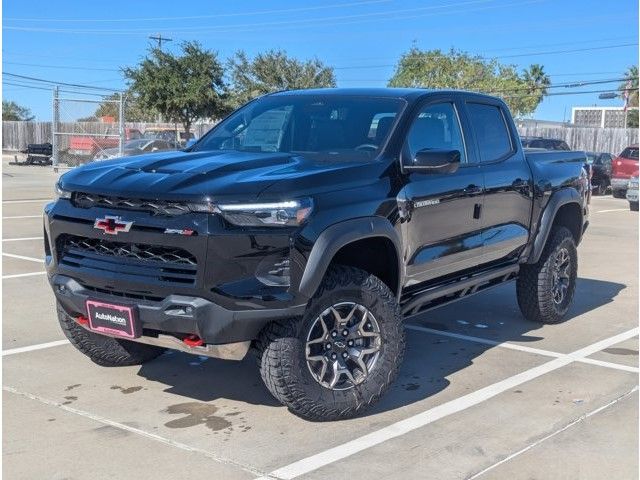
(53, 275), (306, 344)
(626, 188), (639, 202)
(45, 198), (311, 345)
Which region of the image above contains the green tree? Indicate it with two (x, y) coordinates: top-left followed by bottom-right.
(123, 41), (227, 136)
(2, 100), (34, 121)
(388, 48), (550, 117)
(227, 50), (336, 108)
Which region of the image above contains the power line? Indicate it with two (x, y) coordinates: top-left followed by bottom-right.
(3, 0), (392, 22)
(3, 72), (123, 92)
(3, 61), (121, 72)
(1, 0), (533, 34)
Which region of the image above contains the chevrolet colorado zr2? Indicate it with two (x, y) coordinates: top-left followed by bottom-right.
(45, 89), (589, 421)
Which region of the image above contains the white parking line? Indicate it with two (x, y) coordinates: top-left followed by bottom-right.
(2, 271), (46, 280)
(594, 208), (629, 213)
(406, 325), (639, 373)
(2, 199), (51, 204)
(3, 215), (41, 219)
(3, 385), (268, 478)
(2, 237), (43, 242)
(255, 327), (638, 480)
(2, 252), (44, 263)
(467, 385), (639, 479)
(2, 340), (69, 356)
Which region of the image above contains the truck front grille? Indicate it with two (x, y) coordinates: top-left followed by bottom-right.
(73, 192), (191, 216)
(57, 235), (198, 285)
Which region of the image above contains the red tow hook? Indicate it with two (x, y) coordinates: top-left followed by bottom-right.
(183, 335), (204, 348)
(76, 315), (89, 326)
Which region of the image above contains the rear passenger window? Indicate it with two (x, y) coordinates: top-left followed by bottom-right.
(467, 103), (513, 162)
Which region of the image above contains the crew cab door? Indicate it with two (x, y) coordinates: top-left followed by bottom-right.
(462, 100), (533, 264)
(398, 97), (484, 287)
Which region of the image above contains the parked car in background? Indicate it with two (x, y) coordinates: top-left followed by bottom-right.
(93, 138), (179, 161)
(585, 152), (613, 195)
(521, 136), (571, 150)
(62, 128), (143, 166)
(627, 176), (639, 211)
(611, 145), (639, 198)
(143, 127), (196, 146)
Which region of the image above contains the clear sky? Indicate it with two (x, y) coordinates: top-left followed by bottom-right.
(3, 0), (638, 121)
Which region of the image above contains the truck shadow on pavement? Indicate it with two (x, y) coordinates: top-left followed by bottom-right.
(136, 277), (626, 416)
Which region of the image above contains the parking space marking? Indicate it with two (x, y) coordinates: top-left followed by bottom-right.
(2, 199), (51, 204)
(594, 208), (629, 213)
(3, 385), (268, 478)
(255, 327), (638, 480)
(406, 325), (639, 373)
(467, 386), (639, 479)
(2, 236), (43, 242)
(2, 340), (70, 356)
(2, 271), (46, 280)
(2, 252), (44, 263)
(3, 215), (42, 219)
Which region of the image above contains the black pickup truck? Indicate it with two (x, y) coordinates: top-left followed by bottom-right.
(46, 89), (589, 421)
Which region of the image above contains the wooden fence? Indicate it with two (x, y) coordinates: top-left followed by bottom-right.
(3, 120), (638, 155)
(2, 121), (216, 151)
(516, 125), (638, 155)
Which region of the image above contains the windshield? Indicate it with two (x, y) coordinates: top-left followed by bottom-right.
(620, 147), (639, 160)
(193, 95), (405, 159)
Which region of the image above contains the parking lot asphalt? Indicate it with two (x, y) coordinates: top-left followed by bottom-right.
(2, 160), (638, 480)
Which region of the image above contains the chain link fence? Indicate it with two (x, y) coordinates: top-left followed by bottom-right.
(52, 88), (125, 169)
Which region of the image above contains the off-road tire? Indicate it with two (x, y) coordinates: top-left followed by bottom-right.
(517, 227), (577, 324)
(254, 265), (405, 421)
(57, 302), (165, 366)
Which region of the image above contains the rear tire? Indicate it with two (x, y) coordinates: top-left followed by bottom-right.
(612, 189), (626, 199)
(517, 227), (577, 324)
(57, 302), (165, 366)
(255, 265), (405, 421)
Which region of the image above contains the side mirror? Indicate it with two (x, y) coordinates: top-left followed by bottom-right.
(185, 138), (197, 149)
(406, 149), (461, 174)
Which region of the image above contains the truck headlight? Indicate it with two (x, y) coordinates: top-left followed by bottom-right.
(216, 198), (313, 227)
(55, 182), (72, 200)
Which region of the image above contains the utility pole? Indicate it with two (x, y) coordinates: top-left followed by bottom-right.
(149, 34), (172, 49)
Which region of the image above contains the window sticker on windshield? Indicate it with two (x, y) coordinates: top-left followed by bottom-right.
(243, 108), (292, 152)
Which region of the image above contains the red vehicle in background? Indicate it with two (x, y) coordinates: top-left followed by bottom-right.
(611, 145), (639, 198)
(62, 127), (142, 166)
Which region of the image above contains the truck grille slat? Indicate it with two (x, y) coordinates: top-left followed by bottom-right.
(57, 235), (198, 286)
(73, 192), (191, 216)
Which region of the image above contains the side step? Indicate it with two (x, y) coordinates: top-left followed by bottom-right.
(401, 264), (520, 317)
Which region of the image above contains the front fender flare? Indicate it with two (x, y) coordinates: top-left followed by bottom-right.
(298, 217), (403, 299)
(528, 187), (582, 264)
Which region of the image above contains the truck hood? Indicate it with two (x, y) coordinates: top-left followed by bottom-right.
(59, 149), (382, 202)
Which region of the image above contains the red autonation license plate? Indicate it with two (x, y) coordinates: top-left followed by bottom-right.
(86, 300), (138, 339)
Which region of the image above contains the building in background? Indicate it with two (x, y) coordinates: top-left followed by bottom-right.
(572, 106), (637, 128)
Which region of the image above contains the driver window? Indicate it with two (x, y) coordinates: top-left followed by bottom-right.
(406, 102), (466, 163)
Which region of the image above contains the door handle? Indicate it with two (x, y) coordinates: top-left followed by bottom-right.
(464, 184), (482, 195)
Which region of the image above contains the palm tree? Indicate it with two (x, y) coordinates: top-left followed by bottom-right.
(619, 65), (638, 108)
(523, 64), (551, 96)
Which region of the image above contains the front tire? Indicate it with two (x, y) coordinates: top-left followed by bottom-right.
(57, 302), (165, 366)
(517, 227), (577, 324)
(255, 265), (405, 421)
(612, 189), (626, 199)
(630, 202), (639, 212)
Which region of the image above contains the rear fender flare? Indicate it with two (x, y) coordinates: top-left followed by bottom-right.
(528, 188), (582, 264)
(298, 217), (403, 299)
